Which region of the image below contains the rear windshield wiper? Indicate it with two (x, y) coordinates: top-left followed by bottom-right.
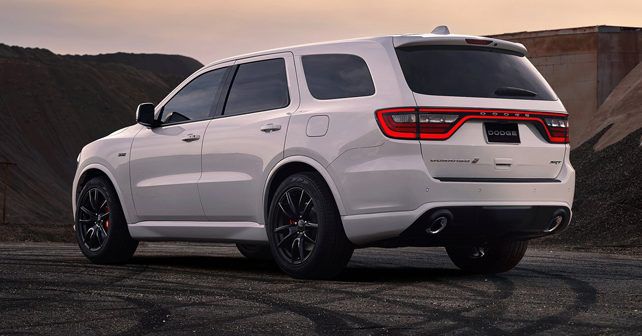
(494, 86), (537, 97)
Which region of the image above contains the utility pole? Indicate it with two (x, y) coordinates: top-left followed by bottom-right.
(0, 161), (15, 225)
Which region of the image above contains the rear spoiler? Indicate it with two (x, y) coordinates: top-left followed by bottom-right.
(393, 34), (528, 56)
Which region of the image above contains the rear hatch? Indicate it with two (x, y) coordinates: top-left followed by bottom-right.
(392, 37), (569, 181)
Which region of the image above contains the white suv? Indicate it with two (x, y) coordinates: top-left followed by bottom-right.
(72, 28), (574, 279)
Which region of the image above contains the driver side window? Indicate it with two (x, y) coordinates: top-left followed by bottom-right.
(160, 66), (229, 125)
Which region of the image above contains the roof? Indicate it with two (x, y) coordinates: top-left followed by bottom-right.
(203, 32), (528, 68)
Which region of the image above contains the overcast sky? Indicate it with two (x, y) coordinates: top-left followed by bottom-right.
(1, 0), (641, 63)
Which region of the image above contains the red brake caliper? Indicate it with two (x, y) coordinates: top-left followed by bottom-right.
(103, 207), (110, 231)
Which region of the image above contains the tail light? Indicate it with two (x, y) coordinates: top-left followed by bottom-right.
(375, 108), (416, 139)
(544, 117), (570, 143)
(418, 112), (459, 139)
(376, 108), (569, 144)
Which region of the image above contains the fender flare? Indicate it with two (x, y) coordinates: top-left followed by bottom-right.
(72, 163), (133, 224)
(262, 156), (346, 222)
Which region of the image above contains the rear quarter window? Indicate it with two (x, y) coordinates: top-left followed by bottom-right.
(224, 58), (290, 116)
(395, 45), (556, 101)
(302, 54), (375, 100)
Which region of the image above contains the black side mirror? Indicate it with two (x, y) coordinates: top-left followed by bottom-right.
(136, 103), (158, 127)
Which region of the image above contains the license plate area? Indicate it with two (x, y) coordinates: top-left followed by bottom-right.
(484, 122), (520, 143)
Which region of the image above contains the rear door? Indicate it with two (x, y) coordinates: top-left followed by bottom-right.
(394, 43), (568, 181)
(199, 53), (299, 223)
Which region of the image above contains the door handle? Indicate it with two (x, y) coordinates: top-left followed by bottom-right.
(181, 134), (201, 142)
(260, 123), (281, 133)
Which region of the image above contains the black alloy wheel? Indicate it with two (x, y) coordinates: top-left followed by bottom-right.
(272, 186), (319, 264)
(77, 187), (111, 251)
(75, 176), (138, 264)
(446, 240), (528, 274)
(267, 172), (353, 279)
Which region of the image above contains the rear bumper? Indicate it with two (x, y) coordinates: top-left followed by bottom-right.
(331, 140), (575, 246)
(342, 201), (572, 246)
(375, 205), (570, 247)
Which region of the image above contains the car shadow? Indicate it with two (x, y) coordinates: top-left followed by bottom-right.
(338, 265), (470, 283)
(129, 255), (283, 275)
(126, 254), (474, 284)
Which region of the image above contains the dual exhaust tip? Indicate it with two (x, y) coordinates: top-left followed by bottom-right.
(423, 208), (568, 235)
(426, 210), (452, 235)
(544, 212), (567, 233)
(427, 216), (448, 234)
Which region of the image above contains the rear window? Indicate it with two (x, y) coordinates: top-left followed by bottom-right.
(395, 46), (556, 101)
(302, 54), (375, 100)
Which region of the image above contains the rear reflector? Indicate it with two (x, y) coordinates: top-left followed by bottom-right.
(375, 107), (569, 143)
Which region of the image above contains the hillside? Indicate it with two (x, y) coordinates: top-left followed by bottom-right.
(536, 63), (642, 249)
(0, 44), (201, 240)
(538, 127), (642, 249)
(67, 52), (202, 87)
(587, 62), (642, 151)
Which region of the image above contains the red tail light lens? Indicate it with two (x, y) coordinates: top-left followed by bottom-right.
(375, 108), (417, 139)
(544, 117), (570, 143)
(376, 108), (569, 143)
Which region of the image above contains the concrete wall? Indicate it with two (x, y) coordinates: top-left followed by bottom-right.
(596, 30), (641, 105)
(491, 26), (641, 147)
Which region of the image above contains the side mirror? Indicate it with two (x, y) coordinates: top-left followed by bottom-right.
(136, 103), (158, 127)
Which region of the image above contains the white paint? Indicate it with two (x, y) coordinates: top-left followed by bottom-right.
(73, 33), (575, 246)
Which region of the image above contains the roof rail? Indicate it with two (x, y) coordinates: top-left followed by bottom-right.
(431, 25), (450, 35)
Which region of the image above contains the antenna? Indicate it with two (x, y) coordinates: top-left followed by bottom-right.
(431, 25), (450, 35)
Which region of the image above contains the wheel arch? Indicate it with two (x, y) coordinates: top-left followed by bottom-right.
(263, 156), (346, 224)
(73, 164), (131, 223)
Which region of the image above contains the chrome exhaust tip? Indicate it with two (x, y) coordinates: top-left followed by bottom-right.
(427, 216), (448, 235)
(544, 214), (565, 233)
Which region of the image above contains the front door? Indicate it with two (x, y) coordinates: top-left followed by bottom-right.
(130, 63), (232, 221)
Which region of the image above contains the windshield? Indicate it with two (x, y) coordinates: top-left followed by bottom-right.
(395, 45), (557, 101)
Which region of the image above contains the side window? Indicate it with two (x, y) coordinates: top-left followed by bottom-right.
(302, 54), (375, 100)
(224, 58), (289, 116)
(161, 67), (229, 124)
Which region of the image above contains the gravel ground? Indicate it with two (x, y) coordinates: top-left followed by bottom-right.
(0, 242), (640, 335)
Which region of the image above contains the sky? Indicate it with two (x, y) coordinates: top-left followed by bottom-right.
(1, 0), (641, 64)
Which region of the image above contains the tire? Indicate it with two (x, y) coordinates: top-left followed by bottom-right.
(267, 172), (354, 279)
(236, 243), (273, 261)
(75, 176), (138, 264)
(446, 240), (528, 274)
